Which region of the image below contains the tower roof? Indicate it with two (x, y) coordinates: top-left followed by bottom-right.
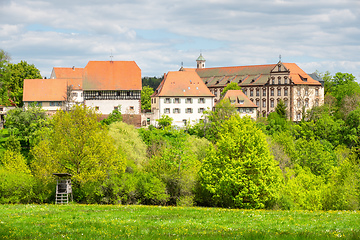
(196, 53), (206, 62)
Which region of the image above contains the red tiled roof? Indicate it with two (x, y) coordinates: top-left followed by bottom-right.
(283, 63), (321, 85)
(152, 71), (214, 97)
(52, 67), (84, 79)
(223, 90), (258, 108)
(23, 79), (68, 101)
(83, 61), (141, 90)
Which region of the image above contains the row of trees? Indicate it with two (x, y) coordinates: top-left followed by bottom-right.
(0, 50), (359, 210)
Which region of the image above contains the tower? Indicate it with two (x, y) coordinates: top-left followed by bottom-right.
(196, 53), (206, 69)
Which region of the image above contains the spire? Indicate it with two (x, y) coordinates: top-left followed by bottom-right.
(196, 53), (206, 69)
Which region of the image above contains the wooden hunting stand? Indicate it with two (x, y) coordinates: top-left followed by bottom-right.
(53, 173), (73, 204)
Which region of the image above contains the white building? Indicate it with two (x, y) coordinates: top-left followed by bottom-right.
(23, 61), (142, 116)
(151, 70), (214, 127)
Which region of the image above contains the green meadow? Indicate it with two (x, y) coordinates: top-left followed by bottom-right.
(0, 204), (359, 239)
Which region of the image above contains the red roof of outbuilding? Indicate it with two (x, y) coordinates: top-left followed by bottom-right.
(223, 90), (258, 108)
(52, 67), (84, 79)
(83, 61), (141, 90)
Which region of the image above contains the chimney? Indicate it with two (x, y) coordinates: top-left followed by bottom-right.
(72, 66), (75, 70)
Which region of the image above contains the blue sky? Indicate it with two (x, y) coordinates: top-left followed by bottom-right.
(1, 0), (359, 79)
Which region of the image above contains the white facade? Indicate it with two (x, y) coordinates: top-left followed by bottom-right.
(85, 99), (141, 115)
(156, 96), (213, 127)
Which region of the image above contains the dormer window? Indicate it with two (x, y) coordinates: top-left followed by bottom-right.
(239, 100), (244, 104)
(216, 81), (219, 84)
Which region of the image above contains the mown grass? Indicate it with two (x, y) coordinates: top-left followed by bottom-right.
(0, 204), (359, 239)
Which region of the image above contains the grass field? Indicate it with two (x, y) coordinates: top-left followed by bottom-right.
(0, 204), (359, 239)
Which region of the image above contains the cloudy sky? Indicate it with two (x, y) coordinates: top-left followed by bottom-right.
(1, 0), (360, 79)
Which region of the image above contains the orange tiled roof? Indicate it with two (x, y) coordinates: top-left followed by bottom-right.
(67, 78), (83, 90)
(223, 90), (258, 108)
(283, 63), (321, 85)
(152, 71), (214, 97)
(23, 79), (68, 101)
(52, 67), (84, 79)
(83, 61), (141, 90)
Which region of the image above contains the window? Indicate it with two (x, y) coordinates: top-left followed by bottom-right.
(186, 98), (193, 104)
(278, 65), (281, 72)
(271, 89), (274, 96)
(174, 98), (180, 104)
(183, 119), (187, 125)
(173, 108), (180, 114)
(239, 108), (244, 113)
(297, 112), (301, 121)
(315, 89), (319, 96)
(50, 101), (62, 106)
(277, 89), (281, 96)
(165, 98), (170, 103)
(297, 89), (301, 96)
(199, 98), (205, 103)
(0, 107), (3, 111)
(198, 108), (205, 113)
(305, 99), (309, 108)
(154, 98), (156, 103)
(278, 77), (281, 84)
(239, 100), (244, 104)
(256, 99), (259, 106)
(95, 106), (99, 111)
(284, 89), (288, 96)
(315, 99), (319, 106)
(243, 89), (247, 95)
(72, 92), (78, 97)
(297, 100), (301, 108)
(164, 108), (170, 114)
(185, 108), (193, 113)
(250, 89), (253, 97)
(271, 99), (274, 108)
(114, 106), (118, 110)
(284, 78), (288, 84)
(214, 89), (218, 97)
(284, 99), (288, 107)
(263, 100), (266, 108)
(263, 89), (266, 96)
(256, 89), (259, 96)
(130, 106), (134, 111)
(246, 108), (250, 113)
(272, 79), (275, 84)
(305, 89), (309, 96)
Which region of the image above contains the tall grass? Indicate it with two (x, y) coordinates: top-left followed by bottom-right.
(0, 204), (359, 239)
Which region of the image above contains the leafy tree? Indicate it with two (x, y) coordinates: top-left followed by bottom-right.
(197, 116), (283, 209)
(6, 61), (42, 106)
(191, 98), (236, 142)
(275, 99), (287, 119)
(0, 49), (10, 105)
(220, 82), (241, 97)
(31, 105), (126, 203)
(141, 85), (154, 110)
(156, 114), (173, 129)
(101, 107), (123, 125)
(5, 105), (48, 148)
(108, 121), (147, 169)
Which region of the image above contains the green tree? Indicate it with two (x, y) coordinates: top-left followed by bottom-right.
(220, 82), (241, 97)
(142, 76), (163, 91)
(141, 85), (154, 110)
(156, 114), (173, 129)
(0, 50), (11, 105)
(5, 105), (48, 148)
(6, 61), (42, 106)
(197, 116), (283, 209)
(31, 105), (126, 203)
(275, 99), (287, 119)
(108, 121), (147, 169)
(101, 107), (123, 125)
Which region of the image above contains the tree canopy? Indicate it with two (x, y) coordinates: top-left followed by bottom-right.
(141, 85), (154, 110)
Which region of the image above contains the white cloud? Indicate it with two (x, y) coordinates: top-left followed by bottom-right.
(0, 0), (359, 79)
